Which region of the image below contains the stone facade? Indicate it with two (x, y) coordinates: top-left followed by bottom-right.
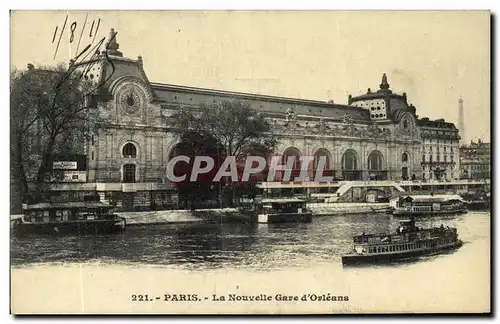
(72, 30), (460, 207)
(418, 118), (461, 181)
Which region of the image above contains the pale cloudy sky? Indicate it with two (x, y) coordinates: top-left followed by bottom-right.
(10, 10), (491, 142)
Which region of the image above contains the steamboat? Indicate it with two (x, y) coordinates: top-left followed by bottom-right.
(11, 201), (126, 236)
(341, 218), (463, 266)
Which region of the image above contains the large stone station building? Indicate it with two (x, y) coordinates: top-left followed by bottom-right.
(48, 29), (461, 209)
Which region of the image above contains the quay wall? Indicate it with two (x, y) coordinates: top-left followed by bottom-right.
(116, 208), (248, 225)
(308, 202), (390, 216)
(10, 203), (391, 225)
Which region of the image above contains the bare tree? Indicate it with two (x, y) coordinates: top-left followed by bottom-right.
(169, 101), (277, 206)
(10, 63), (105, 207)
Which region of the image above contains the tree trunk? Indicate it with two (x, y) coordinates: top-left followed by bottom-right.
(14, 161), (29, 204)
(224, 182), (235, 207)
(34, 139), (55, 203)
(36, 150), (52, 184)
(12, 135), (30, 205)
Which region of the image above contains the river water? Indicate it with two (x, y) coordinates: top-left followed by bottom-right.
(10, 212), (491, 314)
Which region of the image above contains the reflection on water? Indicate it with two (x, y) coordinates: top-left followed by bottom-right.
(10, 212), (489, 270)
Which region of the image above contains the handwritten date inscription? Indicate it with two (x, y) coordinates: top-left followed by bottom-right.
(52, 14), (101, 60)
(50, 13), (116, 100)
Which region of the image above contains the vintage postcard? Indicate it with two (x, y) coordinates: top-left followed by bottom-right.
(9, 10), (491, 314)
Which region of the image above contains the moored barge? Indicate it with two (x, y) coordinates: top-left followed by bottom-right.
(11, 201), (126, 236)
(342, 218), (463, 266)
(255, 198), (313, 224)
(387, 194), (467, 217)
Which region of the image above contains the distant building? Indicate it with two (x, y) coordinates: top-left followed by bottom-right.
(417, 118), (460, 181)
(460, 139), (491, 180)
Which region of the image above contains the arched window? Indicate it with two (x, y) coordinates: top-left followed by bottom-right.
(123, 164), (136, 183)
(123, 143), (137, 158)
(368, 151), (383, 170)
(282, 147), (301, 170)
(314, 149), (331, 170)
(403, 120), (408, 129)
(342, 150), (358, 170)
(402, 152), (409, 163)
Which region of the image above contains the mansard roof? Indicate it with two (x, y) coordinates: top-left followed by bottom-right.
(417, 117), (458, 130)
(151, 82), (372, 121)
(152, 82), (356, 109)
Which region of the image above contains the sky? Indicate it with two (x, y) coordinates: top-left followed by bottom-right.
(10, 10), (491, 142)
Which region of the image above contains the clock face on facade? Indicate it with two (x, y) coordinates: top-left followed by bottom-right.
(119, 87), (143, 115)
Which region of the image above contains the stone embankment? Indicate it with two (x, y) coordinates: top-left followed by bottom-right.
(307, 202), (390, 215)
(117, 208), (249, 225)
(10, 203), (390, 226)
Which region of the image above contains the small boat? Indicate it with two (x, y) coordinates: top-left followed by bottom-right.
(461, 192), (490, 211)
(11, 201), (126, 236)
(387, 194), (467, 217)
(465, 199), (490, 211)
(254, 198), (313, 224)
(341, 218), (463, 266)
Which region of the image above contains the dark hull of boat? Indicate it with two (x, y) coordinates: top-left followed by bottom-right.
(466, 202), (490, 211)
(342, 240), (463, 266)
(11, 219), (126, 236)
(257, 212), (313, 224)
(391, 209), (467, 217)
